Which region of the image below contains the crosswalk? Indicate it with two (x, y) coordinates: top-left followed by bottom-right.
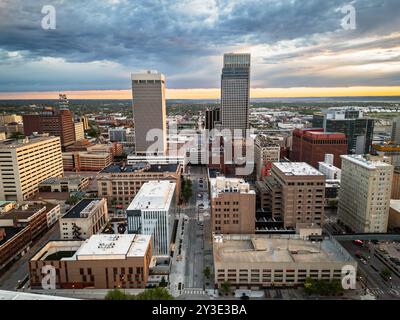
(182, 288), (206, 296)
(369, 288), (400, 296)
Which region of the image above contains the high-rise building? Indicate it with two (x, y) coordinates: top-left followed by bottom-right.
(23, 108), (76, 148)
(221, 53), (251, 133)
(291, 128), (347, 168)
(312, 108), (374, 154)
(257, 162), (325, 229)
(210, 176), (256, 234)
(338, 155), (393, 233)
(0, 136), (63, 202)
(126, 181), (176, 256)
(391, 117), (400, 145)
(132, 71), (167, 155)
(205, 107), (221, 131)
(254, 134), (280, 180)
(74, 122), (85, 141)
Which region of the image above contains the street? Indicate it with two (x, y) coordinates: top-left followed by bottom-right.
(0, 223), (61, 291)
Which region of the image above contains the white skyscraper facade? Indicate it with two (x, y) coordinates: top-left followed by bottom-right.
(126, 181), (176, 256)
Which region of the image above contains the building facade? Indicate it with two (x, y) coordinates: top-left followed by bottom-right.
(60, 198), (108, 240)
(254, 134), (280, 180)
(221, 53), (251, 133)
(29, 234), (152, 289)
(132, 71), (167, 155)
(338, 155), (393, 233)
(210, 176), (256, 234)
(127, 181), (176, 256)
(0, 136), (64, 202)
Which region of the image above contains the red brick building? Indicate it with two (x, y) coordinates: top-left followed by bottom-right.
(291, 128), (347, 168)
(23, 108), (75, 148)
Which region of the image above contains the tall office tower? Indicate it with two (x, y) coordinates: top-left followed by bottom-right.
(0, 136), (63, 202)
(290, 128), (348, 168)
(132, 71), (167, 155)
(254, 134), (280, 180)
(257, 162), (325, 228)
(126, 181), (176, 256)
(220, 53), (251, 134)
(338, 155), (393, 233)
(391, 118), (400, 144)
(210, 176), (256, 234)
(312, 108), (374, 154)
(205, 106), (221, 130)
(23, 108), (76, 149)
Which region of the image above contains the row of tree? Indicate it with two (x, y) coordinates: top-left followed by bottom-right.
(105, 287), (174, 300)
(304, 278), (344, 296)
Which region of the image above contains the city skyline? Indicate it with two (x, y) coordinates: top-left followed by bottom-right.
(0, 0), (400, 99)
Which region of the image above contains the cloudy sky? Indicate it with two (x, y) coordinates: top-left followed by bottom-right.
(0, 0), (399, 99)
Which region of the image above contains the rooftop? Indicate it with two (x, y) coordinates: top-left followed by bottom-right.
(127, 181), (176, 211)
(273, 162), (324, 176)
(390, 200), (400, 213)
(341, 154), (393, 169)
(100, 162), (178, 174)
(75, 234), (151, 259)
(213, 234), (354, 264)
(40, 176), (86, 185)
(0, 226), (24, 246)
(62, 199), (103, 219)
(0, 136), (59, 149)
(210, 176), (254, 198)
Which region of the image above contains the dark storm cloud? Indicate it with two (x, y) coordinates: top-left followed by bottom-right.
(0, 0), (399, 91)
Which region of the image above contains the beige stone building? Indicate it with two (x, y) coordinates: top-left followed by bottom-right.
(210, 176), (255, 234)
(29, 234), (152, 289)
(60, 198), (108, 240)
(74, 122), (85, 141)
(213, 234), (357, 289)
(97, 163), (181, 209)
(338, 155), (393, 233)
(0, 136), (63, 202)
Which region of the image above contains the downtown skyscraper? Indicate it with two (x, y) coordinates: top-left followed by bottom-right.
(132, 71), (167, 155)
(220, 53), (251, 134)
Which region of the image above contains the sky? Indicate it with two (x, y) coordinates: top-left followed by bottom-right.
(0, 0), (399, 99)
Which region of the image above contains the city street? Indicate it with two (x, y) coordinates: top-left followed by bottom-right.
(341, 240), (400, 299)
(0, 223), (61, 291)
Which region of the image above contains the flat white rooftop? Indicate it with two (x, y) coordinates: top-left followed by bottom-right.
(127, 181), (176, 211)
(341, 155), (392, 169)
(273, 162), (324, 176)
(210, 176), (255, 198)
(74, 234), (151, 260)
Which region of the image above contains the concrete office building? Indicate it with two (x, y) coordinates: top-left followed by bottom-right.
(109, 127), (131, 143)
(97, 163), (181, 210)
(0, 136), (63, 202)
(254, 134), (280, 180)
(392, 118), (400, 145)
(29, 234), (152, 289)
(62, 151), (113, 172)
(127, 181), (176, 256)
(213, 234), (357, 289)
(338, 155), (393, 233)
(132, 71), (167, 155)
(257, 162), (325, 228)
(291, 128), (347, 168)
(23, 108), (76, 148)
(38, 176), (90, 193)
(60, 198), (108, 240)
(221, 53), (251, 133)
(318, 154), (341, 180)
(74, 122), (85, 141)
(210, 176), (256, 234)
(312, 108), (374, 154)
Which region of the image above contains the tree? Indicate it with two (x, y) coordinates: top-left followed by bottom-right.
(219, 281), (232, 296)
(159, 276), (168, 287)
(380, 268), (392, 281)
(133, 287), (174, 300)
(203, 266), (211, 280)
(105, 289), (133, 300)
(181, 177), (193, 204)
(66, 194), (81, 206)
(10, 132), (25, 140)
